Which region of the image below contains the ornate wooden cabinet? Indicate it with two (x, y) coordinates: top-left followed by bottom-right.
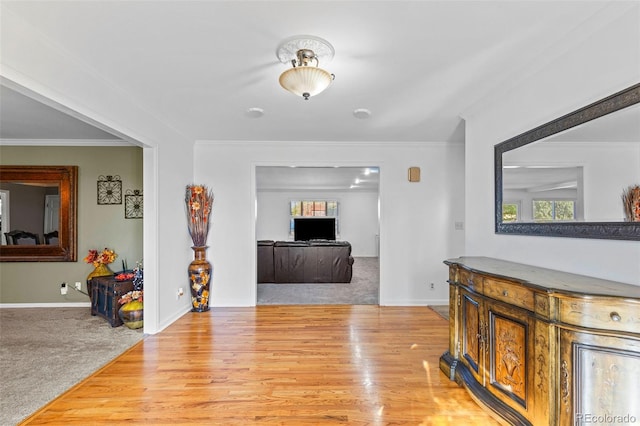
(439, 257), (640, 426)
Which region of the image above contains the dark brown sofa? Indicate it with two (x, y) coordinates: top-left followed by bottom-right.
(257, 240), (354, 283)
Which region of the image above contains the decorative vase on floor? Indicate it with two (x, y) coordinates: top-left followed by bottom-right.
(185, 184), (215, 312)
(188, 246), (212, 312)
(87, 263), (114, 281)
(118, 300), (144, 329)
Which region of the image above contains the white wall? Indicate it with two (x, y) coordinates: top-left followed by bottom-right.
(257, 190), (380, 257)
(195, 141), (466, 306)
(464, 6), (640, 285)
(1, 9), (195, 332)
(504, 142), (640, 222)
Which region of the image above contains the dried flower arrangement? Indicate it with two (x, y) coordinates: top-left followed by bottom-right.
(83, 248), (117, 266)
(185, 184), (215, 246)
(622, 185), (640, 222)
(119, 290), (143, 306)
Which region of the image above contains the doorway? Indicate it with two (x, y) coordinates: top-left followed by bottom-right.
(255, 165), (380, 304)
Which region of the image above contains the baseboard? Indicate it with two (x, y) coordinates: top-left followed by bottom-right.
(380, 299), (449, 306)
(427, 299), (449, 305)
(0, 302), (91, 308)
(154, 305), (192, 335)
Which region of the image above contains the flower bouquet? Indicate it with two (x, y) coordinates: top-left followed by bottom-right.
(84, 248), (117, 266)
(84, 247), (117, 280)
(119, 290), (143, 306)
(185, 185), (215, 246)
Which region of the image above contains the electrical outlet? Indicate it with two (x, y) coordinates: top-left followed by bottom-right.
(430, 283), (435, 290)
(177, 287), (184, 300)
(60, 283), (68, 295)
(74, 282), (82, 291)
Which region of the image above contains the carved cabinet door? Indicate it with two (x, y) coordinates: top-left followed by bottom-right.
(459, 288), (486, 385)
(558, 329), (640, 426)
(485, 300), (534, 420)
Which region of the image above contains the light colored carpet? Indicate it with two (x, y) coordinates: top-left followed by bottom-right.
(0, 307), (144, 425)
(257, 256), (379, 304)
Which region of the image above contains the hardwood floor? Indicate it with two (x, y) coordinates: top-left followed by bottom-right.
(22, 306), (499, 425)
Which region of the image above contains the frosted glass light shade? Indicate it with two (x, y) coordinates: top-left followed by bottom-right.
(279, 66), (333, 99)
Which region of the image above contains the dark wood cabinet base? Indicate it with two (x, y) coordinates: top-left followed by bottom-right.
(441, 257), (640, 426)
(440, 351), (532, 426)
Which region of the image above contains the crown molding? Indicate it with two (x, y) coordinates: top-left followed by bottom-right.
(195, 140), (456, 148)
(0, 139), (132, 146)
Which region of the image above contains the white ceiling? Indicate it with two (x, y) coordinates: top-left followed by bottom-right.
(0, 0), (625, 144)
(1, 1), (635, 190)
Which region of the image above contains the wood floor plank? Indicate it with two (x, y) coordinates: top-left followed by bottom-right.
(20, 306), (499, 425)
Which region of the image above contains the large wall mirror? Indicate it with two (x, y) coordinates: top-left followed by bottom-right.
(495, 83), (640, 240)
(0, 165), (78, 261)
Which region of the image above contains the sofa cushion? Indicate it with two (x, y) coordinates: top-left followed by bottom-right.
(274, 242), (307, 282)
(259, 240), (354, 284)
(257, 241), (275, 283)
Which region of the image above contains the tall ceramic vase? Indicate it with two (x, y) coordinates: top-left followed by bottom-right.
(188, 246), (212, 312)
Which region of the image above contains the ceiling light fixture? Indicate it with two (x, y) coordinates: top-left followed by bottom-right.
(276, 36), (335, 100)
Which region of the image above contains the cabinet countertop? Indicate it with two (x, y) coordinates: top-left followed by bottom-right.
(445, 256), (640, 299)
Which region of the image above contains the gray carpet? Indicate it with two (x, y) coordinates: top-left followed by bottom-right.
(430, 305), (450, 321)
(257, 256), (379, 304)
(0, 307), (144, 425)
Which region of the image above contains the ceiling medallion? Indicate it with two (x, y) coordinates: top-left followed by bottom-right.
(276, 35), (335, 100)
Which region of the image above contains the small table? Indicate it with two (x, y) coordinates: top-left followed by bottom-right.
(88, 275), (133, 327)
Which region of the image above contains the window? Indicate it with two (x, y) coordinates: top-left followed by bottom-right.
(290, 200), (339, 237)
(502, 202), (519, 222)
(0, 190), (8, 245)
(533, 200), (575, 222)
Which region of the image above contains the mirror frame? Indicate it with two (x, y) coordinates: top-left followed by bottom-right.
(495, 83), (640, 241)
(0, 165), (78, 261)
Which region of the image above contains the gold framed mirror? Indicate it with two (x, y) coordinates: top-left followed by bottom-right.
(0, 165), (78, 261)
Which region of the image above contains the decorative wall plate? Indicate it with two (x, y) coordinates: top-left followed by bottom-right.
(97, 175), (122, 205)
(124, 189), (143, 219)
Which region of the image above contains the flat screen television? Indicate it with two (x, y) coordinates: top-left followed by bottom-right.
(294, 218), (336, 241)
